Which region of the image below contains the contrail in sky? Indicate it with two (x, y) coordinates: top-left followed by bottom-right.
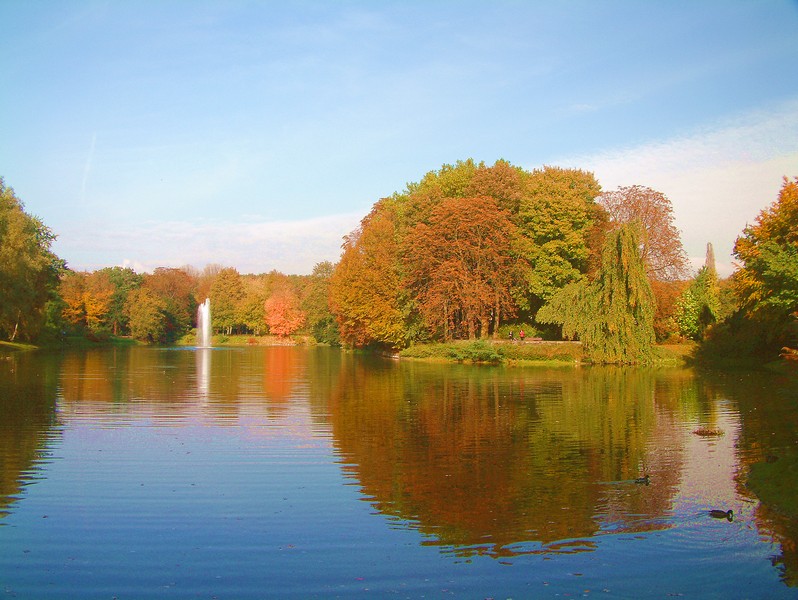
(80, 132), (97, 202)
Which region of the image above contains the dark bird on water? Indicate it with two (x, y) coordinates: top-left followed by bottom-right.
(709, 509), (734, 521)
(634, 475), (650, 485)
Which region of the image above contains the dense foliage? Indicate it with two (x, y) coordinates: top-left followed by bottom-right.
(2, 169), (795, 368)
(0, 179), (64, 341)
(537, 223), (655, 364)
(675, 265), (720, 340)
(700, 177), (798, 360)
(329, 160), (605, 349)
(51, 259), (338, 344)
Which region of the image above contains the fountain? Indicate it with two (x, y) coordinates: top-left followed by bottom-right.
(197, 298), (212, 348)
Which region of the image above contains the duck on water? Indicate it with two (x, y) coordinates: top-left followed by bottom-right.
(709, 509), (734, 521)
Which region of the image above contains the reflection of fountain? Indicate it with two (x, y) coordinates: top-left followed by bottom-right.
(197, 298), (212, 348)
(197, 344), (210, 401)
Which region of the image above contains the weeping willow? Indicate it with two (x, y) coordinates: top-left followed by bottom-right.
(538, 223), (655, 364)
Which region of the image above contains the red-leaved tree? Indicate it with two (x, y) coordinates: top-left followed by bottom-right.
(404, 196), (521, 340)
(264, 289), (306, 338)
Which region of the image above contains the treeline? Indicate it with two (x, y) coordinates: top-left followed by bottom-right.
(1, 167), (795, 364)
(53, 263), (339, 345)
(327, 160), (796, 364)
(1, 176), (338, 345)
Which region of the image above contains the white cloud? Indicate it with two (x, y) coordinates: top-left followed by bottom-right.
(557, 98), (798, 278)
(56, 211), (363, 275)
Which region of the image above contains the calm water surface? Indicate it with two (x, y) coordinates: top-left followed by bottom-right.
(1, 346), (796, 599)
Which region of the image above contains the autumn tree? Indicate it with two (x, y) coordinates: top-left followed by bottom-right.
(195, 263), (224, 306)
(59, 271), (88, 331)
(0, 178), (64, 341)
(598, 185), (689, 282)
(143, 267), (197, 341)
(330, 203), (408, 348)
(650, 278), (688, 342)
(404, 196), (520, 340)
(538, 223), (655, 364)
(265, 289), (306, 338)
(731, 176), (798, 355)
(83, 270), (115, 334)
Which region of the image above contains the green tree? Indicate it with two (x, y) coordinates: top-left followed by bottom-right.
(517, 166), (604, 310)
(730, 176), (798, 355)
(302, 261), (339, 345)
(210, 268), (245, 335)
(0, 178), (64, 341)
(538, 223), (655, 364)
(125, 287), (168, 343)
(675, 243), (721, 340)
(99, 267), (143, 336)
(236, 275), (268, 335)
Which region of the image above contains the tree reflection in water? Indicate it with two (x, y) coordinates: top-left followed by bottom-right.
(326, 355), (796, 574)
(0, 347), (795, 587)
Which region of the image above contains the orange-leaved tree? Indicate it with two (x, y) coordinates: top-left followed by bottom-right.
(264, 289), (305, 338)
(732, 176), (798, 355)
(330, 202), (407, 348)
(404, 196), (520, 340)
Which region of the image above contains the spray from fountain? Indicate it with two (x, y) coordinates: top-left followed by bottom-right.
(197, 298), (212, 348)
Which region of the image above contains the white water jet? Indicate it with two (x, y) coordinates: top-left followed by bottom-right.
(197, 298), (212, 348)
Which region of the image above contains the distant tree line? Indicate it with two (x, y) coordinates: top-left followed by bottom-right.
(52, 263), (338, 345)
(1, 168), (795, 365)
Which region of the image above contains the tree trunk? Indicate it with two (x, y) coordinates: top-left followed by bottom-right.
(493, 292), (500, 339)
(10, 311), (20, 342)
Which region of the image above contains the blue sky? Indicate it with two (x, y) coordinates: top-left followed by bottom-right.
(2, 1), (797, 276)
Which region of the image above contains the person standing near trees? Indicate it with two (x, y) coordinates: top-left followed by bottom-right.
(519, 329), (525, 342)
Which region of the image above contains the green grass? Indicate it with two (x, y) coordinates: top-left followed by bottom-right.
(175, 332), (316, 347)
(400, 339), (583, 365)
(399, 339), (697, 366)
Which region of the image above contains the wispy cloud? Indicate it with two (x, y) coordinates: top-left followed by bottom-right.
(556, 98), (798, 277)
(56, 211), (364, 275)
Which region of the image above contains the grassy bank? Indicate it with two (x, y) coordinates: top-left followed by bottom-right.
(400, 339), (583, 365)
(0, 340), (38, 352)
(175, 332), (316, 347)
(2, 337), (140, 352)
(399, 339), (691, 366)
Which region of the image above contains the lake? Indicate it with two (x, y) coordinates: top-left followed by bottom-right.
(1, 345), (796, 599)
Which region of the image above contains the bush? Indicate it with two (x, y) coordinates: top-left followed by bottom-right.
(446, 340), (502, 363)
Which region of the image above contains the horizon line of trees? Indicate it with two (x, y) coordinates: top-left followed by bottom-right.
(1, 167), (795, 364)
